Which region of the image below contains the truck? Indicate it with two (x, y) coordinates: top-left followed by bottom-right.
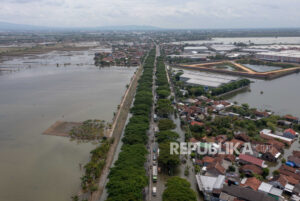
(152, 165), (158, 182)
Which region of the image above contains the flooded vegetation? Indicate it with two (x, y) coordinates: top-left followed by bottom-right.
(69, 119), (108, 140)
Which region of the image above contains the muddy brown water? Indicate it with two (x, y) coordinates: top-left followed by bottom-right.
(0, 49), (136, 201)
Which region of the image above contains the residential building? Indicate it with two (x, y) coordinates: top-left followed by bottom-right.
(238, 154), (268, 168)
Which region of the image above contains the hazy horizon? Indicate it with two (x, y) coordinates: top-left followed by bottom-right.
(0, 0), (300, 29)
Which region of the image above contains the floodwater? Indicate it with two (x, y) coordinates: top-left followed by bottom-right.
(243, 64), (282, 72)
(173, 37), (300, 45)
(0, 49), (136, 201)
(227, 73), (300, 117)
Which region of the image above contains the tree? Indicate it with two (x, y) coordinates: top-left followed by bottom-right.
(158, 119), (176, 131)
(262, 168), (270, 179)
(163, 177), (197, 201)
(157, 89), (171, 99)
(273, 170), (280, 177)
(157, 99), (173, 117)
(156, 130), (179, 143)
(159, 142), (180, 175)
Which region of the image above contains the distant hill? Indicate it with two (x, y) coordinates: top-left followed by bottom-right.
(0, 21), (162, 31)
(0, 21), (49, 31)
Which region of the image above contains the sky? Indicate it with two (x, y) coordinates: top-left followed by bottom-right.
(0, 0), (300, 29)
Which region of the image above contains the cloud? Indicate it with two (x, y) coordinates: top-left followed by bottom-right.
(0, 0), (300, 28)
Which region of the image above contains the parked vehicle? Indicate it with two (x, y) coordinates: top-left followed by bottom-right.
(152, 187), (157, 196)
(286, 161), (295, 167)
(152, 165), (157, 182)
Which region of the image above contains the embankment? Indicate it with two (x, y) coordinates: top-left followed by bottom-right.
(87, 64), (144, 201)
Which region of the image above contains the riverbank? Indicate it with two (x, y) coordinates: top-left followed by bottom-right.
(216, 85), (250, 98)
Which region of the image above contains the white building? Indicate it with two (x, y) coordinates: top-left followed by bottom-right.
(196, 174), (225, 193)
(256, 50), (300, 63)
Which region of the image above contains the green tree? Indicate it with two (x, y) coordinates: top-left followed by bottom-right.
(159, 142), (180, 175)
(156, 130), (179, 143)
(163, 177), (197, 201)
(158, 119), (176, 131)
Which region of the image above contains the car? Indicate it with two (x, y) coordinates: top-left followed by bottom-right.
(152, 187), (157, 196)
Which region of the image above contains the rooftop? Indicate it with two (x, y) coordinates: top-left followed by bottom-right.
(256, 50), (300, 59)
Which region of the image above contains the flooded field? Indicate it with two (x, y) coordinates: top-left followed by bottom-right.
(0, 49), (136, 201)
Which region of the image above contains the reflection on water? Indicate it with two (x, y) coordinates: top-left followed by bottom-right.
(0, 49), (136, 201)
(228, 73), (300, 117)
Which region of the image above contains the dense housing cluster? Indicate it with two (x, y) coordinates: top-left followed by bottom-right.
(94, 44), (150, 67)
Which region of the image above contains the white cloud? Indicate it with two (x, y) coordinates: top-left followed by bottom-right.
(0, 0), (299, 28)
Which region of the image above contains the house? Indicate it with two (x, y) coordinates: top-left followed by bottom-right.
(202, 156), (215, 166)
(216, 135), (227, 144)
(234, 132), (250, 142)
(277, 120), (292, 127)
(190, 121), (204, 127)
(254, 144), (281, 162)
(294, 151), (300, 158)
(293, 183), (300, 196)
(215, 104), (225, 111)
(280, 164), (299, 174)
(266, 139), (285, 151)
(279, 168), (300, 181)
(183, 98), (197, 104)
(241, 177), (262, 191)
(238, 154), (268, 168)
(285, 115), (299, 124)
(228, 139), (245, 149)
(260, 129), (293, 145)
(206, 161), (226, 176)
(283, 128), (298, 139)
(288, 156), (300, 168)
(196, 174), (225, 194)
(258, 182), (283, 199)
(255, 110), (271, 118)
(221, 185), (277, 201)
(240, 164), (263, 176)
(270, 174), (298, 192)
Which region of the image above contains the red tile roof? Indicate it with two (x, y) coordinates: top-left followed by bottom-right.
(241, 164), (263, 175)
(277, 174), (299, 186)
(202, 156), (215, 164)
(285, 115), (299, 121)
(239, 154), (265, 167)
(241, 177), (262, 191)
(280, 164), (297, 173)
(284, 128), (297, 135)
(293, 150), (300, 158)
(191, 121), (204, 127)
